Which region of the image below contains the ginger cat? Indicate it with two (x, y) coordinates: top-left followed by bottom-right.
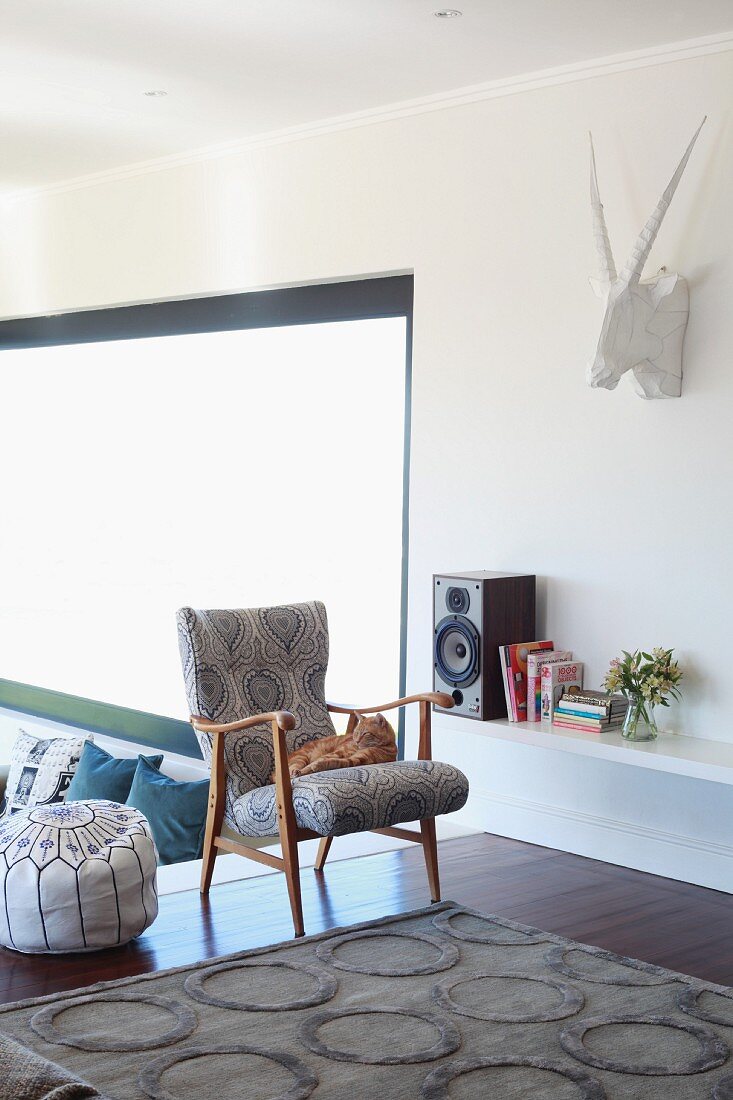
(275, 713), (397, 780)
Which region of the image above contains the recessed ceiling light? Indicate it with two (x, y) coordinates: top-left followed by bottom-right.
(434, 8), (462, 16)
(143, 89), (167, 97)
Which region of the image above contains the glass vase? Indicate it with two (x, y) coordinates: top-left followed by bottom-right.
(622, 694), (658, 741)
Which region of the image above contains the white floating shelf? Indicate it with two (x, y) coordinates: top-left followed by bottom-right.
(433, 714), (733, 786)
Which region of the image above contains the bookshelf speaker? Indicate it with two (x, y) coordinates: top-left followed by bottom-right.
(433, 571), (536, 720)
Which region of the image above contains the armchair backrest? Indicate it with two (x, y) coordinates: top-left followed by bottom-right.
(176, 602), (335, 803)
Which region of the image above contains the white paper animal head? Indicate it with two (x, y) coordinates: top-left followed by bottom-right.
(588, 119), (705, 399)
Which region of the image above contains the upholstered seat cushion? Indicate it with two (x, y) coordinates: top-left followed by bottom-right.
(229, 760), (469, 838)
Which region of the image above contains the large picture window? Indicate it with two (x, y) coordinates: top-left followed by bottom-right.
(0, 277), (412, 752)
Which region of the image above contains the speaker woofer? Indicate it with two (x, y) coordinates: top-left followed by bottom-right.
(435, 615), (480, 687)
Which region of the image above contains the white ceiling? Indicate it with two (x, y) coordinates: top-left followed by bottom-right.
(2, 0), (732, 193)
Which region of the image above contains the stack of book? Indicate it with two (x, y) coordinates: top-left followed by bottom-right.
(499, 641), (585, 722)
(499, 640), (559, 722)
(552, 690), (628, 733)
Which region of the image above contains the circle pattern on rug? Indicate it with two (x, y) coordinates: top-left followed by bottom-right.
(138, 1043), (317, 1100)
(420, 1055), (607, 1099)
(315, 928), (459, 976)
(677, 983), (733, 1027)
(300, 1006), (461, 1064)
(432, 971), (584, 1023)
(432, 906), (547, 946)
(713, 1072), (733, 1099)
(31, 992), (197, 1052)
(560, 1014), (729, 1075)
(184, 959), (337, 1011)
(545, 944), (673, 987)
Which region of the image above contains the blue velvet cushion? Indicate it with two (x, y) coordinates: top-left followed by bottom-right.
(66, 741), (163, 805)
(126, 756), (208, 865)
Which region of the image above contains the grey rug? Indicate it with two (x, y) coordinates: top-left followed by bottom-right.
(1, 901), (732, 1099)
(0, 1030), (100, 1099)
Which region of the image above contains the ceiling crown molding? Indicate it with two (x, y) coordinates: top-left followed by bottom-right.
(3, 29), (732, 203)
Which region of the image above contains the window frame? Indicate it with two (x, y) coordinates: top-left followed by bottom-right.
(0, 274), (414, 758)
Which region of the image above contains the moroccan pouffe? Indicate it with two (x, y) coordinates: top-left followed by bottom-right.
(0, 800), (158, 954)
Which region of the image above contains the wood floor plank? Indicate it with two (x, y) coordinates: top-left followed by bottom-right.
(0, 833), (730, 1002)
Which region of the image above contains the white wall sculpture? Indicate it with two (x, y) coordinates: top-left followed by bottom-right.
(588, 119), (705, 399)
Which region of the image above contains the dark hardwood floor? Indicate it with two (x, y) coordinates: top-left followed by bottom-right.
(1, 833), (731, 1005)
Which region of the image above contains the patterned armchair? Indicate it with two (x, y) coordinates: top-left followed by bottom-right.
(177, 601), (469, 936)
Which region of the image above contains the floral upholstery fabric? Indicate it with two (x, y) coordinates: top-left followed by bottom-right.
(230, 760), (470, 838)
(176, 602), (336, 827)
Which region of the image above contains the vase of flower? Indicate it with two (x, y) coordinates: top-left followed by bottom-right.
(603, 648), (683, 742)
(621, 692), (658, 741)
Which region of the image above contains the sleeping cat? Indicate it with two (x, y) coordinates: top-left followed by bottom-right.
(273, 712), (397, 780)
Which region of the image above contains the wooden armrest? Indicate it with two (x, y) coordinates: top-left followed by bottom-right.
(191, 710), (296, 734)
(327, 691), (454, 714)
(195, 709), (298, 905)
(195, 709), (297, 815)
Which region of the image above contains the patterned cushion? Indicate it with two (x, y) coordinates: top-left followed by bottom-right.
(0, 730), (93, 819)
(230, 760), (470, 838)
(176, 603), (336, 821)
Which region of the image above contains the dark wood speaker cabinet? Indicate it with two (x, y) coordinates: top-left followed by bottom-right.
(433, 570), (536, 721)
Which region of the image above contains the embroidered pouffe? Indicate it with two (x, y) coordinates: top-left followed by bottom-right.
(0, 800), (158, 954)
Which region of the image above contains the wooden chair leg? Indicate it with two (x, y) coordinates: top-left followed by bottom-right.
(421, 817), (440, 902)
(273, 720), (305, 937)
(201, 732), (226, 896)
(417, 702), (440, 901)
(200, 818), (219, 896)
(314, 836), (333, 872)
(279, 824), (304, 936)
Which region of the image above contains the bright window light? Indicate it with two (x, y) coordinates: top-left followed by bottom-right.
(1, 317), (407, 721)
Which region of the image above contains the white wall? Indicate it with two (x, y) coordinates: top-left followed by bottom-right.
(2, 48), (732, 888)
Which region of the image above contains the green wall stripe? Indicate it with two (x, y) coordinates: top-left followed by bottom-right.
(0, 679), (201, 759)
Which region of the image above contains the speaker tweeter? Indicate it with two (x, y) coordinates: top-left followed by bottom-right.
(445, 586), (470, 614)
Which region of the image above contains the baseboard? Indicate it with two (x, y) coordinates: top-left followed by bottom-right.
(450, 786), (733, 894)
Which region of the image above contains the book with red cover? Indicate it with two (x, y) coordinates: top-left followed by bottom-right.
(502, 640), (554, 721)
